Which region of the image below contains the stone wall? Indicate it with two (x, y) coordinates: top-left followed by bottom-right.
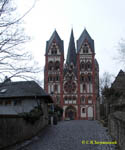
(108, 111), (125, 150)
(0, 103), (49, 149)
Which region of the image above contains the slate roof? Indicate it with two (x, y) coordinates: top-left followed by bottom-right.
(77, 28), (95, 53)
(66, 29), (77, 66)
(45, 30), (64, 54)
(112, 70), (125, 94)
(112, 111), (125, 122)
(95, 59), (99, 71)
(0, 81), (53, 103)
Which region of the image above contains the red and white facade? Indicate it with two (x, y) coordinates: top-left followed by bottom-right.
(44, 29), (99, 120)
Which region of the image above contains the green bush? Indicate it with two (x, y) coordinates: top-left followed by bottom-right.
(19, 106), (43, 125)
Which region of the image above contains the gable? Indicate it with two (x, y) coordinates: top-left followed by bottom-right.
(79, 41), (93, 55)
(48, 41), (61, 55)
(77, 29), (95, 53)
(64, 69), (77, 81)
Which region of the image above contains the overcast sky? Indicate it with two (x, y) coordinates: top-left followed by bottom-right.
(17, 0), (125, 81)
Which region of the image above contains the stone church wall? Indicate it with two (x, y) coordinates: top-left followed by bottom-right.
(0, 105), (48, 149)
(108, 111), (125, 150)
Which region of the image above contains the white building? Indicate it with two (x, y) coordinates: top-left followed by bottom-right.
(0, 80), (53, 115)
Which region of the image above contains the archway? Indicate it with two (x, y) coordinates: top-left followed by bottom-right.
(87, 106), (93, 120)
(65, 105), (76, 120)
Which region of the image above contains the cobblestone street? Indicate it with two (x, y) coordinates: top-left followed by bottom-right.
(13, 120), (117, 150)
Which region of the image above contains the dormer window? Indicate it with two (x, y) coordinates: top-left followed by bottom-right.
(0, 89), (7, 93)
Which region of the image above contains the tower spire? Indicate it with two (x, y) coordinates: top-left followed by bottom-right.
(66, 29), (76, 66)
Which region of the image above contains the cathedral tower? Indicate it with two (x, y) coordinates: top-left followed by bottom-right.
(44, 30), (64, 106)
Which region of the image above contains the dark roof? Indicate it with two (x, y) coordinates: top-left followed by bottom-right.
(45, 30), (64, 54)
(112, 111), (125, 122)
(112, 70), (125, 93)
(95, 59), (99, 71)
(77, 28), (95, 53)
(0, 81), (53, 103)
(66, 29), (77, 66)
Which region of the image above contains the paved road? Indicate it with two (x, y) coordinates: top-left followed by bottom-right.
(12, 120), (117, 150)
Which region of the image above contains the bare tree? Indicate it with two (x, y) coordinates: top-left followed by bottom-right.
(100, 72), (113, 89)
(115, 39), (125, 69)
(0, 0), (41, 82)
(99, 72), (114, 103)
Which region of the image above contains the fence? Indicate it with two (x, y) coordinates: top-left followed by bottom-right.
(108, 111), (125, 150)
(0, 114), (48, 149)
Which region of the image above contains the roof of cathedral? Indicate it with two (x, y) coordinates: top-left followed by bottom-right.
(77, 28), (95, 53)
(45, 30), (64, 54)
(66, 29), (76, 65)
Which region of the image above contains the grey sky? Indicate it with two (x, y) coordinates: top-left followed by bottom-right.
(18, 0), (125, 79)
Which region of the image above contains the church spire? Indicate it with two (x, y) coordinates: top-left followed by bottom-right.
(66, 29), (76, 66)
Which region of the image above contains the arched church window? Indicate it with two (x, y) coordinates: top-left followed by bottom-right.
(56, 96), (60, 104)
(48, 75), (52, 81)
(56, 75), (60, 81)
(88, 73), (92, 82)
(82, 108), (85, 113)
(55, 61), (60, 70)
(53, 76), (55, 81)
(88, 96), (92, 104)
(54, 84), (58, 91)
(73, 96), (76, 100)
(80, 74), (85, 82)
(80, 61), (85, 70)
(48, 61), (53, 70)
(85, 63), (88, 70)
(64, 96), (67, 101)
(81, 96), (85, 104)
(87, 61), (92, 70)
(69, 96), (72, 100)
(83, 84), (86, 91)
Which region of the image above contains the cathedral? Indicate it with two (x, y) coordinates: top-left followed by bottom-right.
(44, 29), (99, 120)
